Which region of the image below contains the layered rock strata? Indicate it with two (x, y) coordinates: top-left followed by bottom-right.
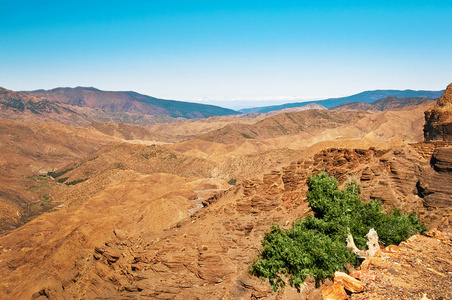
(424, 83), (452, 141)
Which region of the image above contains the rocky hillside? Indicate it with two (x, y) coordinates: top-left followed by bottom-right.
(24, 87), (238, 119)
(332, 101), (378, 112)
(1, 141), (451, 299)
(0, 118), (119, 232)
(47, 143), (218, 187)
(198, 110), (366, 143)
(424, 82), (452, 141)
(87, 114), (260, 144)
(259, 103), (327, 116)
(0, 87), (82, 124)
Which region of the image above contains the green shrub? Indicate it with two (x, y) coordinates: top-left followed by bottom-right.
(250, 172), (425, 291)
(228, 178), (237, 185)
(240, 132), (254, 139)
(48, 167), (73, 178)
(57, 177), (69, 183)
(65, 178), (87, 186)
(114, 162), (126, 169)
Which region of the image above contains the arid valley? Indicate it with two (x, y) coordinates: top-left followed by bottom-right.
(0, 83), (451, 300)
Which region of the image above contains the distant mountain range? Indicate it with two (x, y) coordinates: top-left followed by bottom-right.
(239, 89), (445, 114)
(23, 87), (238, 119)
(0, 86), (445, 126)
(331, 96), (435, 111)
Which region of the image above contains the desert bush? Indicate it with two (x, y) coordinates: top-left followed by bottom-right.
(228, 178), (237, 185)
(57, 177), (69, 183)
(48, 167), (73, 178)
(240, 132), (254, 139)
(65, 178), (87, 185)
(250, 172), (425, 290)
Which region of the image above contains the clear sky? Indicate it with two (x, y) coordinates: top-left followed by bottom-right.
(1, 0), (451, 108)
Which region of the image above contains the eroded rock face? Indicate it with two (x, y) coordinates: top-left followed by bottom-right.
(1, 144), (451, 299)
(424, 83), (452, 141)
(431, 147), (452, 172)
(417, 147), (452, 211)
(311, 147), (426, 216)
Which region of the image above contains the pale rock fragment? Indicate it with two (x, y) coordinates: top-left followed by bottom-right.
(334, 271), (366, 293)
(322, 282), (348, 300)
(349, 270), (377, 282)
(346, 228), (379, 258)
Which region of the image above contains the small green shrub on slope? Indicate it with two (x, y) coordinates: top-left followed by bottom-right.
(250, 172), (426, 291)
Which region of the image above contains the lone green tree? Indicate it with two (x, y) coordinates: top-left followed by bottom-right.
(250, 172), (425, 291)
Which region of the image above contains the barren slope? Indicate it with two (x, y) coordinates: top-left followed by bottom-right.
(88, 114), (260, 144)
(198, 110), (366, 143)
(0, 118), (119, 232)
(0, 96), (450, 300)
(1, 141), (450, 299)
(0, 172), (228, 299)
(0, 87), (177, 126)
(165, 101), (434, 183)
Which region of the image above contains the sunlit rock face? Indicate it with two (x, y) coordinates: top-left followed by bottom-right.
(424, 83), (452, 141)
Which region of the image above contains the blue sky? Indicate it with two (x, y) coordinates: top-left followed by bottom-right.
(1, 0), (451, 108)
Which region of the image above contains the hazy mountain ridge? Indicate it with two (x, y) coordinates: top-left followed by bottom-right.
(1, 87), (178, 126)
(24, 87), (239, 119)
(331, 96), (434, 111)
(240, 89), (444, 114)
(8, 86), (444, 124)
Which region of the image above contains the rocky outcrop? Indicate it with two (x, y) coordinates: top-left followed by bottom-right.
(333, 272), (366, 293)
(311, 147), (426, 215)
(309, 145), (452, 231)
(322, 282), (349, 300)
(431, 147), (452, 172)
(322, 272), (366, 300)
(410, 141), (452, 160)
(416, 147), (452, 211)
(351, 230), (452, 299)
(424, 83), (452, 141)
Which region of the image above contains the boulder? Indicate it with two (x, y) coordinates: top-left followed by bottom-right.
(349, 271), (377, 282)
(322, 282), (348, 300)
(334, 271), (365, 293)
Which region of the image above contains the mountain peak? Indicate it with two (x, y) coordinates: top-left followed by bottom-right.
(74, 86), (101, 91)
(436, 83), (452, 108)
